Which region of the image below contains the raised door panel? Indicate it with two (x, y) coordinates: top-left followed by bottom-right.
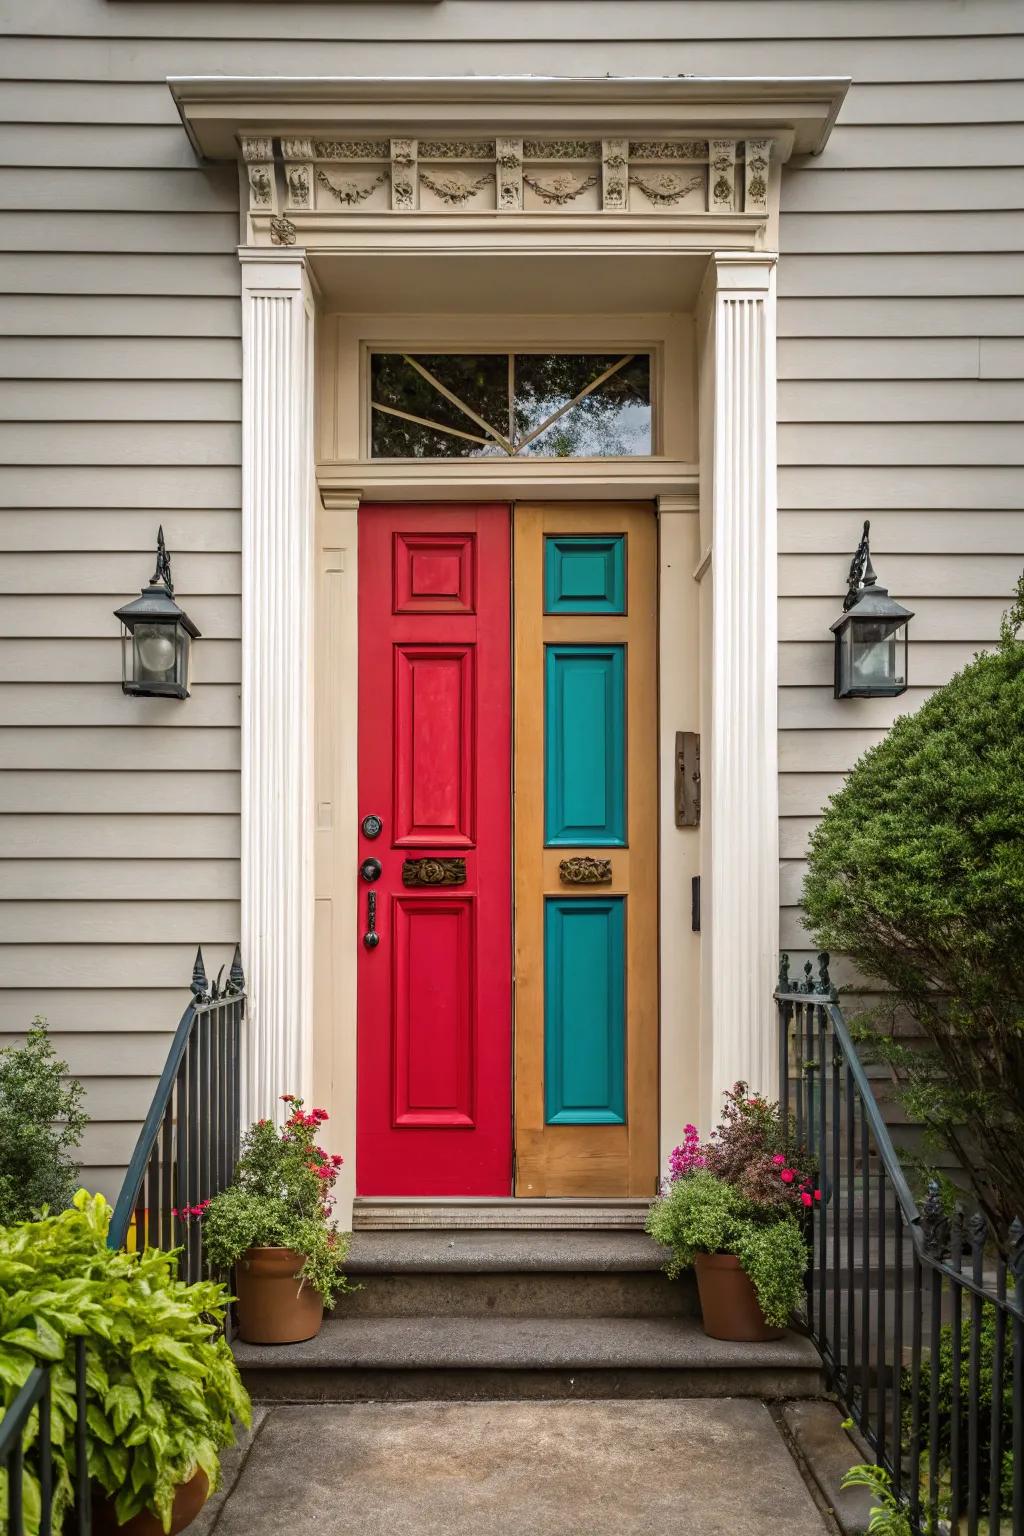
(544, 896), (625, 1125)
(544, 644), (626, 847)
(393, 895), (475, 1128)
(393, 644), (475, 847)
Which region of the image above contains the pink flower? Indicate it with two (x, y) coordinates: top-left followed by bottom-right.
(814, 1189), (822, 1202)
(331, 1155), (343, 1167)
(771, 1153), (786, 1166)
(780, 1169), (796, 1184)
(801, 1192), (812, 1207)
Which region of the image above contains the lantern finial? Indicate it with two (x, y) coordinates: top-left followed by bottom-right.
(151, 526), (174, 594)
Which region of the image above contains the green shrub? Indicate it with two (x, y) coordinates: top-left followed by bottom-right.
(903, 1309), (1014, 1516)
(802, 576), (1024, 1236)
(645, 1170), (808, 1328)
(0, 1190), (251, 1535)
(202, 1097), (354, 1308)
(0, 1019), (89, 1224)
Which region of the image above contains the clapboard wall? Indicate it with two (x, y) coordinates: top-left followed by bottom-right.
(0, 0), (1021, 1190)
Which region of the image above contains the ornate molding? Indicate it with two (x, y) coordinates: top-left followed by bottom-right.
(419, 169), (495, 206)
(402, 857), (467, 887)
(559, 856), (613, 885)
(315, 168), (389, 205)
(522, 171), (599, 205)
(269, 217), (296, 246)
(630, 171), (703, 207)
(235, 127), (779, 227)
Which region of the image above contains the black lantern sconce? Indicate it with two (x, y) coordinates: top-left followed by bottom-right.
(114, 528), (200, 699)
(831, 520), (913, 699)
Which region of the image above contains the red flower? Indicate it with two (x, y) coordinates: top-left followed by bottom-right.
(331, 1155), (343, 1167)
(281, 1093), (295, 1103)
(814, 1189), (822, 1202)
(801, 1191), (812, 1207)
(780, 1169), (796, 1185)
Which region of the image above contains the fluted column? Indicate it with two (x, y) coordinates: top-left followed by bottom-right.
(700, 251), (779, 1107)
(239, 249), (315, 1123)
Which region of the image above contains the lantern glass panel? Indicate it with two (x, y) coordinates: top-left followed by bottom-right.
(135, 622), (178, 681)
(837, 615), (908, 698)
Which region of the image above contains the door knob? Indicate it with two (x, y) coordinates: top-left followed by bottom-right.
(360, 857), (382, 883)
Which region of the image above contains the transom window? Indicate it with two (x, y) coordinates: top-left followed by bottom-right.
(369, 352), (652, 458)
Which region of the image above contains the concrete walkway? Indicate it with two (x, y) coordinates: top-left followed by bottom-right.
(201, 1400), (833, 1535)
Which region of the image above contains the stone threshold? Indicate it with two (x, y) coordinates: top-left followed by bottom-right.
(353, 1197), (652, 1230)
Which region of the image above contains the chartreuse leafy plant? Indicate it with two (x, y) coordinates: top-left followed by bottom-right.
(0, 1191), (251, 1535)
(646, 1170), (808, 1329)
(803, 575), (1024, 1236)
(202, 1097), (353, 1307)
(0, 1018), (89, 1224)
(839, 1464), (911, 1536)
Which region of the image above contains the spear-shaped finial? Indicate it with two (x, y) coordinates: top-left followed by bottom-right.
(229, 944), (245, 993)
(190, 944), (209, 999)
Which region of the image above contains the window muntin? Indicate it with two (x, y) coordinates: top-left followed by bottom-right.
(369, 351), (652, 459)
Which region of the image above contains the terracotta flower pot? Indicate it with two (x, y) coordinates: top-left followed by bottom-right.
(693, 1252), (786, 1342)
(234, 1245), (324, 1344)
(92, 1469), (209, 1536)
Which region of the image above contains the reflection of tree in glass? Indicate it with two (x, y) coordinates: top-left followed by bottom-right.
(369, 351), (651, 458)
(514, 354), (650, 456)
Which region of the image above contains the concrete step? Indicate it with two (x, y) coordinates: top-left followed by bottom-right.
(338, 1230), (696, 1319)
(233, 1315), (825, 1402)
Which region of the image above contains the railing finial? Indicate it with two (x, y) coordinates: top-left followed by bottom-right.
(801, 960), (815, 994)
(778, 952), (791, 992)
(190, 944), (209, 1001)
(816, 951), (837, 1000)
(921, 1179), (950, 1259)
(229, 943), (245, 992)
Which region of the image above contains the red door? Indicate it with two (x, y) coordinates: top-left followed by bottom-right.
(357, 503), (512, 1194)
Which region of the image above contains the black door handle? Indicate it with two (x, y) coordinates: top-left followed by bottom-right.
(363, 889), (380, 949)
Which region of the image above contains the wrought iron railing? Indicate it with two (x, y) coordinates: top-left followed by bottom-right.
(109, 945), (245, 1282)
(0, 1339), (90, 1536)
(777, 955), (1024, 1535)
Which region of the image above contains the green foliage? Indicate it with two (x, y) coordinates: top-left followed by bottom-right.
(0, 1019), (89, 1225)
(202, 1099), (353, 1308)
(0, 1191), (251, 1535)
(903, 1309), (1014, 1515)
(645, 1170), (808, 1328)
(802, 576), (1024, 1235)
(839, 1464), (912, 1536)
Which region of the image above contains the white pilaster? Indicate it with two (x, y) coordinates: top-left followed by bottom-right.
(698, 251), (780, 1110)
(239, 248), (315, 1123)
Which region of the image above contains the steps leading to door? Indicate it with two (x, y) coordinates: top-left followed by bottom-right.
(233, 1230), (824, 1402)
(232, 1314), (823, 1402)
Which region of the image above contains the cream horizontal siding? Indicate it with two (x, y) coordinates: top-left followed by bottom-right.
(1, 1), (1020, 1188)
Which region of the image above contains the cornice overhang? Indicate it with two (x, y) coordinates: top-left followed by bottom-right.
(170, 76), (847, 253)
(169, 74), (849, 161)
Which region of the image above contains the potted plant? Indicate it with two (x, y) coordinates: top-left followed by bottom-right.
(202, 1096), (353, 1345)
(647, 1084), (818, 1341)
(0, 1190), (251, 1536)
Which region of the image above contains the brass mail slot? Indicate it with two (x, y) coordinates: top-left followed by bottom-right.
(402, 857), (466, 887)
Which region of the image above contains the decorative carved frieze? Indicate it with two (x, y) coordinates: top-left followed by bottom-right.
(744, 138), (771, 213)
(315, 168), (390, 205)
(523, 171), (599, 205)
(269, 217), (296, 246)
(559, 856), (613, 885)
(709, 139), (737, 212)
(312, 139), (389, 161)
(496, 136), (523, 210)
(630, 139), (707, 160)
(241, 136), (274, 163)
(419, 139), (495, 159)
(391, 138), (417, 211)
(240, 130), (774, 227)
(602, 138), (628, 212)
(523, 138), (599, 159)
(630, 171), (703, 207)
